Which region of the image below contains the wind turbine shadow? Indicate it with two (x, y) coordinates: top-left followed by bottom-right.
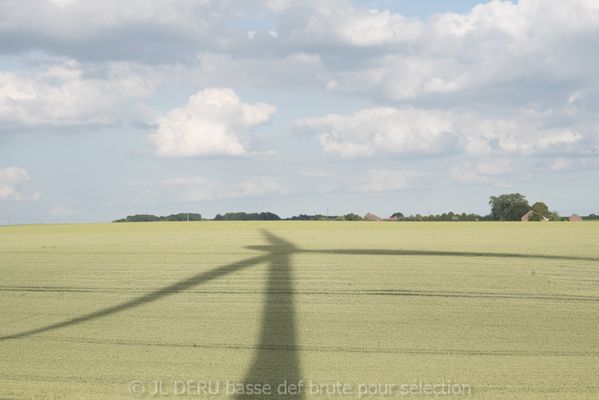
(237, 230), (303, 399)
(3, 229), (596, 399)
(1, 230), (305, 398)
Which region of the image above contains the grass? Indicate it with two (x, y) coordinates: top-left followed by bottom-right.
(0, 221), (598, 399)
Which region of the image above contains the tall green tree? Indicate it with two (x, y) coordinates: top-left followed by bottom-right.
(529, 202), (561, 221)
(489, 193), (531, 221)
(529, 202), (549, 221)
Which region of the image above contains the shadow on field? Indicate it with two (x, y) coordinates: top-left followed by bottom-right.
(304, 248), (599, 263)
(2, 230), (598, 342)
(0, 254), (266, 340)
(0, 231), (304, 398)
(2, 229), (598, 397)
(236, 231), (303, 399)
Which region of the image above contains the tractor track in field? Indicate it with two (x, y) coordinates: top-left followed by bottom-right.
(19, 335), (599, 357)
(1, 285), (598, 302)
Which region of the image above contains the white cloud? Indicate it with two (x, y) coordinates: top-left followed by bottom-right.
(280, 2), (422, 47)
(4, 1), (599, 117)
(164, 176), (281, 201)
(297, 107), (457, 158)
(279, 0), (598, 109)
(549, 158), (575, 172)
(547, 157), (599, 172)
(150, 88), (276, 157)
(462, 119), (590, 156)
(193, 52), (327, 89)
(354, 168), (425, 192)
(0, 166), (40, 200)
(325, 55), (475, 100)
(0, 0), (240, 60)
(449, 159), (512, 185)
(298, 105), (597, 158)
(0, 59), (160, 127)
(536, 130), (583, 148)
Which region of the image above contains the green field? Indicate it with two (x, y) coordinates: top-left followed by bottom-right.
(1, 222), (598, 399)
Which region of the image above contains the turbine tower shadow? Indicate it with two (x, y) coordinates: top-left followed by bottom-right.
(237, 231), (303, 399)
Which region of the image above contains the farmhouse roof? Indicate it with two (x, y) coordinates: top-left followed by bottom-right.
(569, 213), (583, 222)
(521, 210), (534, 222)
(364, 212), (381, 221)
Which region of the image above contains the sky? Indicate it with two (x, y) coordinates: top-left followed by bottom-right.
(1, 0), (598, 223)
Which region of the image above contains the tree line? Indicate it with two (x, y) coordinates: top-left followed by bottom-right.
(114, 213), (203, 222)
(113, 193), (592, 222)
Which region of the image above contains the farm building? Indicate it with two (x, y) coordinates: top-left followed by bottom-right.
(521, 210), (533, 222)
(569, 214), (583, 222)
(364, 213), (381, 221)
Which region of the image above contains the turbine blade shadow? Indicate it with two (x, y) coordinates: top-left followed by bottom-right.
(305, 249), (599, 263)
(0, 255), (266, 340)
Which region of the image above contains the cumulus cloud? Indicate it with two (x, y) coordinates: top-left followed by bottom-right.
(0, 58), (160, 128)
(298, 106), (597, 158)
(0, 166), (39, 200)
(0, 0), (242, 61)
(354, 168), (425, 192)
(546, 157), (599, 172)
(150, 88), (276, 157)
(301, 0), (598, 114)
(449, 159), (512, 185)
(296, 107), (458, 158)
(4, 1), (599, 117)
(277, 1), (421, 47)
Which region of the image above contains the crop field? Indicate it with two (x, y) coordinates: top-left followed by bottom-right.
(0, 221), (598, 399)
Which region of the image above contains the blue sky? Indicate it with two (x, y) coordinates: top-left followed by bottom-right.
(0, 0), (598, 222)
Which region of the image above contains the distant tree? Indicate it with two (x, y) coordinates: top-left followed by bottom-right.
(287, 214), (334, 221)
(114, 213), (202, 222)
(344, 213), (363, 221)
(489, 193), (531, 221)
(162, 213), (202, 221)
(529, 202), (550, 221)
(288, 214), (311, 221)
(213, 212), (281, 221)
(390, 212), (404, 219)
(114, 214), (160, 222)
(527, 202), (561, 221)
(258, 212), (281, 221)
(548, 211), (560, 221)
